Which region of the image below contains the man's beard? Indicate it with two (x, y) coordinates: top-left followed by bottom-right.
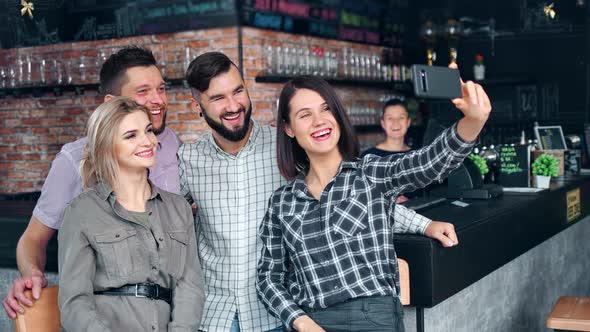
(201, 103), (253, 142)
(152, 116), (167, 136)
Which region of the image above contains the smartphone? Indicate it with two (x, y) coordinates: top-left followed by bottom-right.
(411, 65), (462, 99)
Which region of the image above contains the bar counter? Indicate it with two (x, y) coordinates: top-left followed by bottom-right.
(0, 175), (589, 331)
(396, 174), (590, 307)
(396, 174), (590, 331)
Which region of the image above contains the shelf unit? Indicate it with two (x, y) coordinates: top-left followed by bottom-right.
(255, 74), (413, 134)
(255, 74), (413, 92)
(0, 78), (187, 98)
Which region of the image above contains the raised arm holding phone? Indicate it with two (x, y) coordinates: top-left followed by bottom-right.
(257, 65), (490, 332)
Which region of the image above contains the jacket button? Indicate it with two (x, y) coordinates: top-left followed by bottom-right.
(159, 237), (164, 242)
(115, 234), (120, 238)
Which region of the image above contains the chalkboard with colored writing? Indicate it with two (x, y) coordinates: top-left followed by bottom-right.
(240, 0), (410, 46)
(1, 0), (237, 48)
(497, 145), (530, 188)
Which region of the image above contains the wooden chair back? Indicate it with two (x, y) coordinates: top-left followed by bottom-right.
(13, 285), (60, 332)
(398, 258), (410, 305)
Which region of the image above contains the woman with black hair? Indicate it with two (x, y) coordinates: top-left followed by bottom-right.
(256, 74), (491, 332)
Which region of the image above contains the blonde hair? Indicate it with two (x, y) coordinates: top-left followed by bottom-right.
(80, 97), (151, 189)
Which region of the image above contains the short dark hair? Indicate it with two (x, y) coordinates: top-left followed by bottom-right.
(185, 52), (240, 95)
(99, 46), (158, 95)
(276, 76), (359, 180)
(382, 98), (408, 118)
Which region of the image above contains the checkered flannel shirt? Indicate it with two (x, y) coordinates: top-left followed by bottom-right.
(179, 121), (286, 331)
(257, 123), (474, 329)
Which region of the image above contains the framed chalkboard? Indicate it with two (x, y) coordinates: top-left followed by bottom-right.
(535, 125), (567, 150)
(239, 0), (411, 46)
(497, 145), (531, 187)
(1, 0), (237, 48)
(2, 0), (411, 48)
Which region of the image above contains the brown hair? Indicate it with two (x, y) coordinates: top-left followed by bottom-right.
(381, 98), (408, 118)
(99, 46), (158, 95)
(276, 76), (359, 180)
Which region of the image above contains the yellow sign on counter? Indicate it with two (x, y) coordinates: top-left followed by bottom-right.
(566, 188), (581, 222)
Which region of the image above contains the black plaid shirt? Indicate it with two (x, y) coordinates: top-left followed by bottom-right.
(256, 123), (474, 329)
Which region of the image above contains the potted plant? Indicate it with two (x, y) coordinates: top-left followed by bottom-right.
(532, 154), (559, 188)
(468, 154), (489, 178)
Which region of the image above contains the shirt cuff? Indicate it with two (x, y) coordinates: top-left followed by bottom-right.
(447, 122), (476, 155)
(282, 305), (307, 331)
(411, 213), (432, 235)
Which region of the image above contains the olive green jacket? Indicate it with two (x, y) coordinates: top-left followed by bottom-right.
(58, 181), (204, 331)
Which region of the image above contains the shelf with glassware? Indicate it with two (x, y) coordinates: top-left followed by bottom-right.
(0, 52), (112, 98)
(257, 43), (413, 90)
(342, 93), (408, 134)
(0, 79), (187, 98)
(257, 44), (413, 134)
(0, 46), (195, 98)
(255, 74), (412, 91)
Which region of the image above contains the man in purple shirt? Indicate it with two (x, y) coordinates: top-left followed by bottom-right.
(2, 46), (182, 318)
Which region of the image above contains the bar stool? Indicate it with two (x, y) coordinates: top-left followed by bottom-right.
(13, 285), (60, 332)
(547, 297), (590, 331)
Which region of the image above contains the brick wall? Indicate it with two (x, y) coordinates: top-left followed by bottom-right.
(0, 27), (391, 194)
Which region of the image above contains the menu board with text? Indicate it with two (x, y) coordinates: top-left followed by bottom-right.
(240, 0), (410, 46)
(497, 145), (531, 188)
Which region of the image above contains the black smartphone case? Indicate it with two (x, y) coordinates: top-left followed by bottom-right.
(411, 65), (462, 99)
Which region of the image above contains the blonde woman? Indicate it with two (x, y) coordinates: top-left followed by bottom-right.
(58, 97), (204, 331)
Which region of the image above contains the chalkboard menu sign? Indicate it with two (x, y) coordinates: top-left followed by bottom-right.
(2, 0), (410, 48)
(240, 0), (410, 46)
(1, 0), (237, 48)
(497, 145), (531, 188)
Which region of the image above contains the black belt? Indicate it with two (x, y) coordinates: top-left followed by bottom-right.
(94, 283), (172, 304)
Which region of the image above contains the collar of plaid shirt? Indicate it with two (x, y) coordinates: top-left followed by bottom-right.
(205, 120), (261, 157)
(291, 160), (358, 200)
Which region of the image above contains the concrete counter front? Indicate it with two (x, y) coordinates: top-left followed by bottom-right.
(0, 176), (589, 331)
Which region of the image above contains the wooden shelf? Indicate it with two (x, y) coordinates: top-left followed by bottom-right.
(0, 83), (100, 98)
(354, 124), (382, 134)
